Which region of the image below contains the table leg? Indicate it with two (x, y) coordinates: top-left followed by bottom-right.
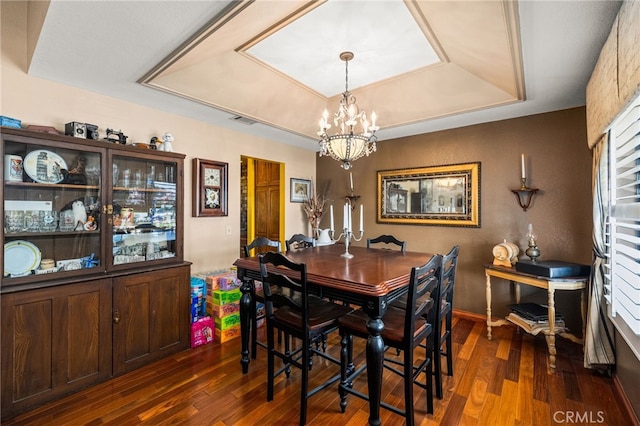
(485, 272), (493, 340)
(365, 316), (385, 426)
(239, 276), (252, 374)
(546, 285), (557, 370)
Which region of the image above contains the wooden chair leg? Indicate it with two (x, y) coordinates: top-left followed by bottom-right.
(267, 325), (275, 401)
(284, 333), (291, 378)
(300, 344), (310, 426)
(403, 348), (414, 426)
(339, 332), (353, 413)
(251, 297), (258, 359)
(426, 338), (434, 414)
(446, 314), (454, 375)
(435, 338), (443, 399)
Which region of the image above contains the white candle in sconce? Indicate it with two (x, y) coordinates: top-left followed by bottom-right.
(329, 205), (334, 232)
(359, 205), (364, 233)
(521, 154), (526, 179)
(348, 204), (352, 233)
(349, 172), (354, 192)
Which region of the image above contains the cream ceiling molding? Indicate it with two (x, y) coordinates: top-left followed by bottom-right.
(141, 0), (524, 140)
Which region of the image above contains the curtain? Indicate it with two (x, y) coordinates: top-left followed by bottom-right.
(584, 134), (615, 370)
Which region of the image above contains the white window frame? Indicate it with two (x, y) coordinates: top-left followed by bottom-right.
(606, 92), (640, 360)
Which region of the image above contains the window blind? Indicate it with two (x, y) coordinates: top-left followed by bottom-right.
(608, 93), (640, 336)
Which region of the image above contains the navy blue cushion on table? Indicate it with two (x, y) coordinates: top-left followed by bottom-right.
(515, 260), (591, 278)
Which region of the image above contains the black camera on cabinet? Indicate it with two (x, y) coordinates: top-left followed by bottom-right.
(85, 124), (99, 140)
(65, 122), (99, 140)
(65, 122), (86, 138)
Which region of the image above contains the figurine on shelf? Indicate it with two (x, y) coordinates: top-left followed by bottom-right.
(60, 154), (87, 185)
(60, 198), (87, 231)
(161, 132), (174, 152)
(149, 136), (159, 150)
(84, 215), (97, 231)
(105, 129), (128, 144)
(71, 199), (88, 231)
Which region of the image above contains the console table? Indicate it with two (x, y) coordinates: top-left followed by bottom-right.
(483, 264), (588, 370)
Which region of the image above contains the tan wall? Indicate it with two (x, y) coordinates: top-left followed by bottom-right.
(317, 107), (593, 332)
(0, 1), (316, 274)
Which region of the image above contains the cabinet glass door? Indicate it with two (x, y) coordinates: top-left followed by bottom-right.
(3, 136), (103, 284)
(110, 154), (179, 268)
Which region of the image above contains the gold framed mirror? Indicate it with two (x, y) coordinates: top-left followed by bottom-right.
(377, 162), (480, 227)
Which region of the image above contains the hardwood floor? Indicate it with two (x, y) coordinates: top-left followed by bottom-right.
(3, 315), (634, 425)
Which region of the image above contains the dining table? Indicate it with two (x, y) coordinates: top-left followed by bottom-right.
(233, 244), (434, 426)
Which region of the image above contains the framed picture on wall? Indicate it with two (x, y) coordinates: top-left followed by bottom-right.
(377, 162), (480, 227)
(193, 158), (228, 217)
(290, 178), (311, 203)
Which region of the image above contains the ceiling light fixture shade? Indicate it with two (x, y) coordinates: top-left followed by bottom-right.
(318, 51), (378, 170)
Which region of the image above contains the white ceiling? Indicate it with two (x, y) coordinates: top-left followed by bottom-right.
(27, 0), (622, 151)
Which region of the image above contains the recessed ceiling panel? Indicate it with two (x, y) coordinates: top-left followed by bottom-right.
(246, 0), (440, 97)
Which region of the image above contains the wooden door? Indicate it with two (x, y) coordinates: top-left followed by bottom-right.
(1, 280), (112, 420)
(112, 265), (190, 375)
(254, 159), (281, 245)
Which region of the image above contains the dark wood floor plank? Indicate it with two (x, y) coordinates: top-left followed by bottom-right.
(2, 318), (634, 426)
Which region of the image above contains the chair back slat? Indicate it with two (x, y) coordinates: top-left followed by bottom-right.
(367, 234), (407, 252)
(244, 237), (281, 257)
(405, 254), (442, 341)
(440, 245), (460, 306)
(259, 251), (308, 323)
(286, 233), (316, 251)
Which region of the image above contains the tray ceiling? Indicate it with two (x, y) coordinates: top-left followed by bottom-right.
(26, 0), (622, 150)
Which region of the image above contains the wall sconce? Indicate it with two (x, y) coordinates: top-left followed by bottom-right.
(511, 155), (538, 211)
(511, 177), (539, 211)
(345, 192), (360, 210)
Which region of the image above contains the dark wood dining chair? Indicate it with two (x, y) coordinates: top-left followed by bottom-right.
(366, 234), (407, 252)
(285, 233), (316, 251)
(337, 254), (442, 425)
(243, 237), (282, 358)
(387, 244), (461, 399)
(259, 252), (354, 426)
(434, 245), (460, 398)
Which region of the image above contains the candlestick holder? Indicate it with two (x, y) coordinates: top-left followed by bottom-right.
(329, 227), (364, 259)
(328, 196), (364, 258)
(511, 178), (539, 211)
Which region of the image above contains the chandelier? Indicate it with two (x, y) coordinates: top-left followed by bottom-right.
(318, 51), (378, 170)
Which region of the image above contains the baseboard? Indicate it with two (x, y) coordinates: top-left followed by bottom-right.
(452, 308), (485, 322)
(613, 374), (640, 426)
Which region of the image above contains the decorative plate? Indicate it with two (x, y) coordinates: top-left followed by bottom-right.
(56, 258), (83, 271)
(23, 149), (67, 184)
(4, 240), (41, 277)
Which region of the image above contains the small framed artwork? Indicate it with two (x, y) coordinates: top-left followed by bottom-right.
(193, 158), (228, 217)
(290, 178), (311, 203)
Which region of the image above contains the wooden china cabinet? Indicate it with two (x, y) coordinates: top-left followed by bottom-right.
(1, 127), (191, 420)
